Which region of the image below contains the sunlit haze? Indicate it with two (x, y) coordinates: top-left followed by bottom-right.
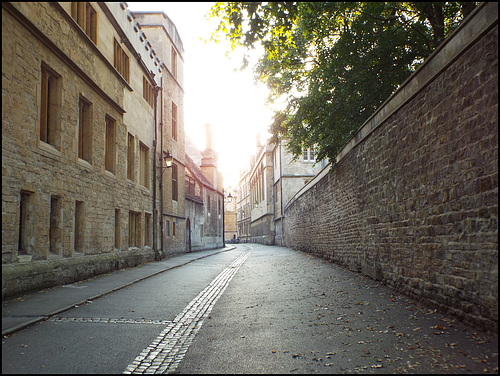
(127, 2), (274, 189)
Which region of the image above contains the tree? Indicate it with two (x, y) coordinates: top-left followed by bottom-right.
(209, 2), (476, 164)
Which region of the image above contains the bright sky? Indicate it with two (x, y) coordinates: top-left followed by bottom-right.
(127, 2), (274, 189)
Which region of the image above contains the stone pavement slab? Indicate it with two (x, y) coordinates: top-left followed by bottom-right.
(2, 247), (234, 336)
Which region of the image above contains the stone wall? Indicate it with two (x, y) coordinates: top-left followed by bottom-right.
(284, 3), (498, 332)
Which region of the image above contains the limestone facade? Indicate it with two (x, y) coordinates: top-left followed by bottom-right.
(1, 2), (190, 298)
(132, 10), (187, 257)
(236, 137), (324, 245)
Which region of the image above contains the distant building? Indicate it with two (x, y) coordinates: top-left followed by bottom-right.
(224, 186), (238, 243)
(236, 136), (326, 245)
(273, 139), (328, 246)
(184, 124), (224, 251)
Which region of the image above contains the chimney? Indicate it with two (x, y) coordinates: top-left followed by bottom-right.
(205, 123), (213, 151)
(201, 123), (217, 186)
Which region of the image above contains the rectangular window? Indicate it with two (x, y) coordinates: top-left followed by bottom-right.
(78, 97), (92, 162)
(129, 211), (141, 247)
(105, 116), (116, 173)
(139, 142), (150, 188)
(40, 64), (61, 148)
(173, 221), (176, 237)
(172, 163), (178, 201)
(18, 191), (34, 255)
(303, 147), (316, 161)
(114, 39), (130, 82)
(171, 47), (177, 79)
(186, 176), (195, 196)
(172, 102), (177, 141)
(200, 224), (204, 239)
(71, 2), (97, 43)
(75, 201), (84, 253)
(50, 196), (62, 256)
(143, 76), (154, 108)
(145, 213), (152, 247)
(127, 133), (135, 181)
(114, 209), (120, 249)
(165, 219), (170, 237)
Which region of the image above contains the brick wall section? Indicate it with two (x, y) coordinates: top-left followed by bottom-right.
(284, 4), (498, 332)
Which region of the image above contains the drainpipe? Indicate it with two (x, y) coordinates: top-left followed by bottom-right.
(271, 145), (276, 245)
(152, 84), (159, 260)
(159, 75), (164, 257)
(222, 189), (225, 248)
(279, 140), (285, 246)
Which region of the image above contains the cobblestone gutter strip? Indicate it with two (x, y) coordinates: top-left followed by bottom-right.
(48, 317), (174, 325)
(123, 251), (251, 374)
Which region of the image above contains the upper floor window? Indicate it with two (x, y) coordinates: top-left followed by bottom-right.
(303, 147), (316, 162)
(127, 133), (135, 181)
(171, 47), (177, 79)
(172, 163), (178, 201)
(139, 142), (150, 188)
(114, 39), (130, 82)
(105, 116), (116, 173)
(172, 102), (178, 141)
(71, 2), (97, 44)
(78, 96), (92, 162)
(186, 175), (196, 196)
(40, 64), (61, 149)
(143, 76), (154, 108)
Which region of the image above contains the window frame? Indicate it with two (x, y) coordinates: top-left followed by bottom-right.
(71, 2), (97, 44)
(78, 96), (92, 162)
(172, 163), (178, 201)
(114, 39), (130, 82)
(40, 63), (61, 149)
(139, 142), (150, 188)
(172, 102), (178, 141)
(105, 116), (116, 174)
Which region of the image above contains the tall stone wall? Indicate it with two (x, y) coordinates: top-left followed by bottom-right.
(284, 3), (498, 332)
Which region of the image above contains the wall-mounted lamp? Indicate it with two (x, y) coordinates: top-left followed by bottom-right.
(158, 150), (173, 178)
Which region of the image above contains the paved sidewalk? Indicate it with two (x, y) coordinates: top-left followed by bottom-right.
(2, 246), (235, 336)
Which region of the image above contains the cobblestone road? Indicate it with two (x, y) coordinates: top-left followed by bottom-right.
(122, 251), (251, 374)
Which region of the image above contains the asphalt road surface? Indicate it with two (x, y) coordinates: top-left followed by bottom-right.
(2, 244), (498, 374)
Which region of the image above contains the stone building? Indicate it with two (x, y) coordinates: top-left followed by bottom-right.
(184, 124), (224, 252)
(2, 2), (163, 298)
(273, 139), (327, 246)
(131, 10), (187, 257)
(224, 186), (238, 243)
(236, 136), (324, 245)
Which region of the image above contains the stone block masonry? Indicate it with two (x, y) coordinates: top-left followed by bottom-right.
(284, 3), (497, 332)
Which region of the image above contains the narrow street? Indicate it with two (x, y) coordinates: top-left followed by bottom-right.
(2, 244), (498, 374)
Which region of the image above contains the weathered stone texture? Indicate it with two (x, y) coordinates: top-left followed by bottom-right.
(2, 3), (159, 299)
(284, 9), (497, 332)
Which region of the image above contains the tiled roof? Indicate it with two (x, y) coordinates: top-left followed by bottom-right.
(185, 153), (215, 191)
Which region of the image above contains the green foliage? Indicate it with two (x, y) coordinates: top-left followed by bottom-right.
(209, 2), (476, 164)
